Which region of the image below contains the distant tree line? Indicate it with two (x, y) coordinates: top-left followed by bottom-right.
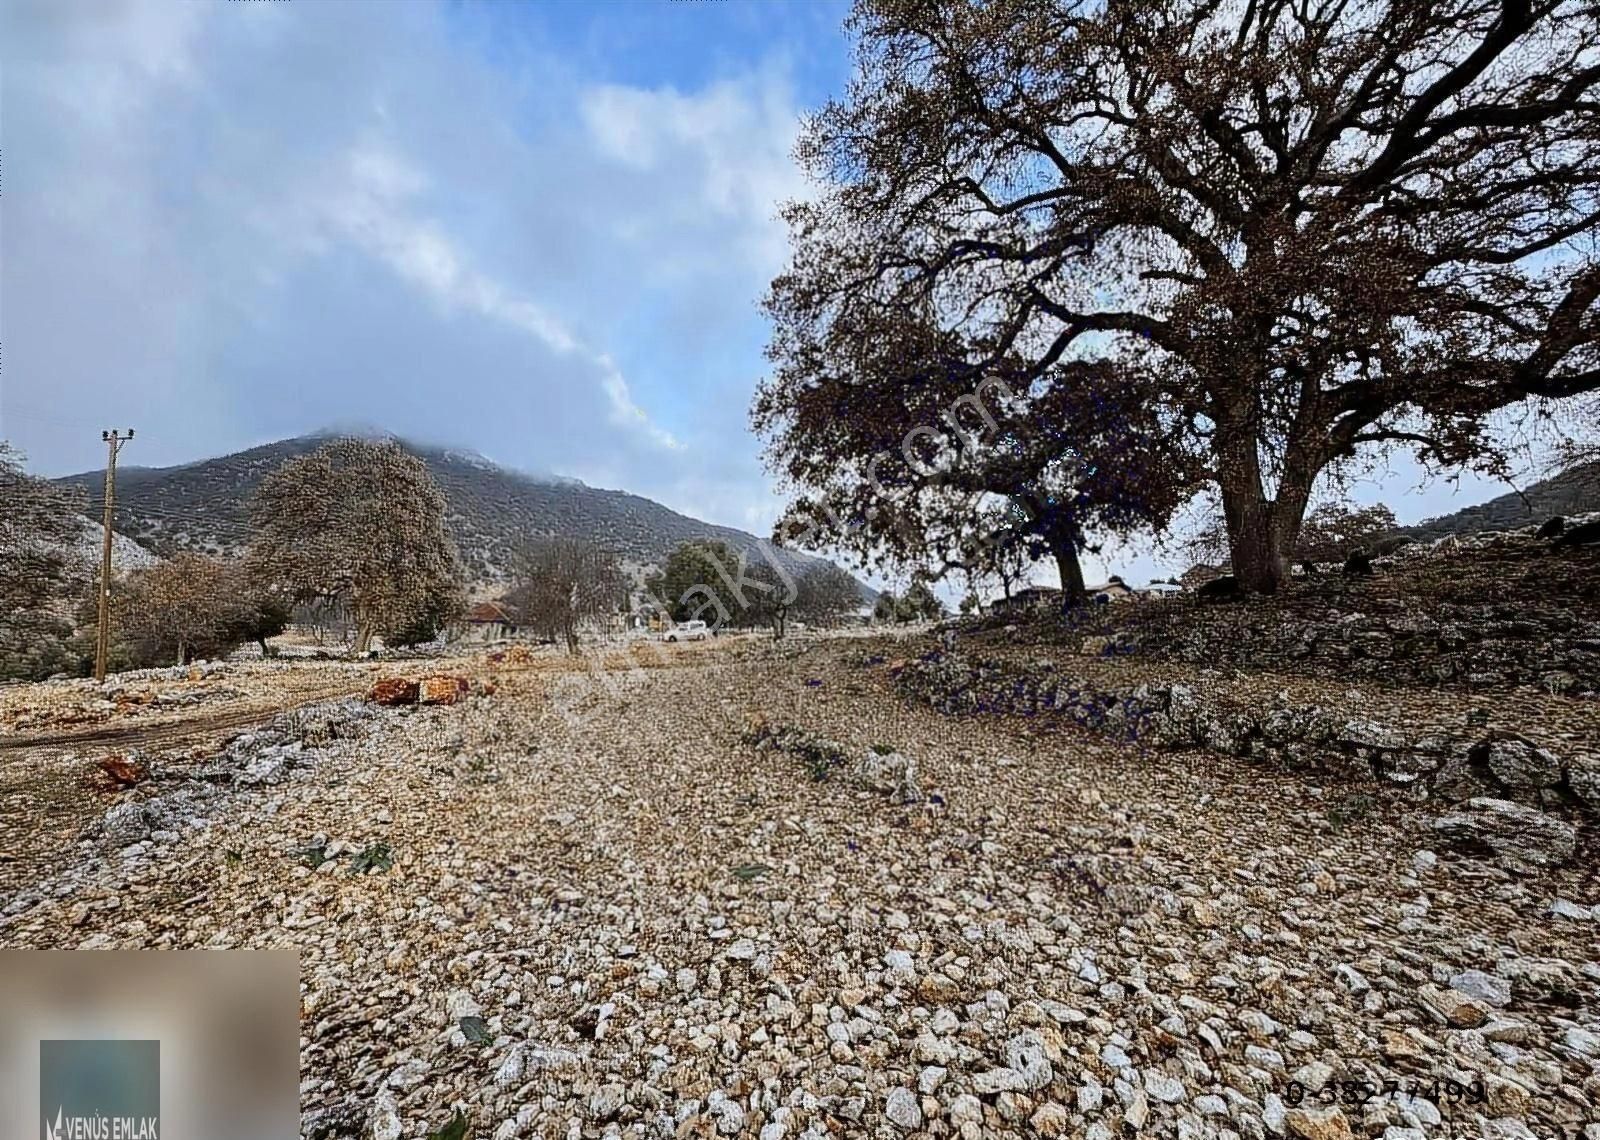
(3, 431), (878, 678)
(0, 436), (472, 679)
(643, 540), (863, 640)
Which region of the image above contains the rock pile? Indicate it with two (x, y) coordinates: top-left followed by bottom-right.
(194, 699), (377, 787)
(743, 715), (923, 802)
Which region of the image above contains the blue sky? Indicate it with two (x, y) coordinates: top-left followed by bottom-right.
(0, 0), (1570, 594)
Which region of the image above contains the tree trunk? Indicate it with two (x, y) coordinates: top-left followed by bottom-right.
(176, 641), (186, 668)
(1012, 491), (1087, 607)
(353, 622), (373, 656)
(1052, 540), (1088, 607)
(1216, 411), (1288, 595)
(1218, 420), (1321, 596)
(1225, 507), (1284, 594)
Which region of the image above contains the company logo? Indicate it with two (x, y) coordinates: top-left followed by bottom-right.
(39, 1041), (159, 1140)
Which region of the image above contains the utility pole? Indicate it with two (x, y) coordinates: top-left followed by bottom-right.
(95, 429), (135, 683)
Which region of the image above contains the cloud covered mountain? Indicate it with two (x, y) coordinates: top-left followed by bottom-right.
(53, 432), (869, 597)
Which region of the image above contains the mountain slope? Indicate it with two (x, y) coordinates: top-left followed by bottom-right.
(53, 432), (869, 596)
(1400, 459), (1600, 541)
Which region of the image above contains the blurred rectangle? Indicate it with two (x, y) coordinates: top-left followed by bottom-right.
(0, 951), (298, 1140)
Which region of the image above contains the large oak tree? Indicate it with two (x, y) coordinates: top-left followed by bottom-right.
(760, 0), (1600, 595)
(248, 438), (465, 654)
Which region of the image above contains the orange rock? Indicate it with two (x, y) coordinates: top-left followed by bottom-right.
(97, 753), (148, 788)
(419, 675), (471, 705)
(367, 678), (420, 706)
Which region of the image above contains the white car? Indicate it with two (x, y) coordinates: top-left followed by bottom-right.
(662, 620), (710, 642)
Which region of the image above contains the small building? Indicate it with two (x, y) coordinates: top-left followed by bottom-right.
(990, 585), (1063, 614)
(456, 600), (518, 644)
(1180, 563), (1230, 590)
(1088, 576), (1136, 604)
(1138, 582), (1185, 599)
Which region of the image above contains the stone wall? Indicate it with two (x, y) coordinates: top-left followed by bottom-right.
(892, 653), (1594, 866)
(1073, 603), (1600, 693)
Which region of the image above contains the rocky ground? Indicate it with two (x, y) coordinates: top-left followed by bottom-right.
(1, 635), (1597, 1140)
(1022, 528), (1600, 694)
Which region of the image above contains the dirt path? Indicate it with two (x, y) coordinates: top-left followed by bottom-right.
(1, 638), (1596, 1140)
(0, 680), (369, 753)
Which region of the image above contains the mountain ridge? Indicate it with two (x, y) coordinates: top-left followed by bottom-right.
(1399, 458), (1600, 541)
(52, 433), (872, 599)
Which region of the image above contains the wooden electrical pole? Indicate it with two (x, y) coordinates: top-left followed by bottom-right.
(94, 429), (135, 683)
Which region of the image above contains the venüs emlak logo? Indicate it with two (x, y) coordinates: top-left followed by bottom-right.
(43, 1105), (159, 1140)
(39, 1041), (159, 1140)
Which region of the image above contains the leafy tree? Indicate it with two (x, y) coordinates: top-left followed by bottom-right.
(1295, 503), (1402, 565)
(758, 336), (1198, 606)
(743, 561), (795, 640)
(872, 591), (899, 623)
(764, 0), (1600, 597)
(507, 536), (625, 654)
(115, 554), (234, 667)
(744, 561), (862, 639)
(248, 438), (465, 654)
(644, 540), (788, 630)
(381, 582), (459, 650)
(111, 555), (289, 667)
(230, 595), (291, 656)
(0, 443), (90, 680)
(793, 563), (862, 627)
(898, 579), (945, 623)
(959, 592), (980, 615)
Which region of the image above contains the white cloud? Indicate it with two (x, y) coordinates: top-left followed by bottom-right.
(579, 69), (810, 274)
(313, 142), (680, 448)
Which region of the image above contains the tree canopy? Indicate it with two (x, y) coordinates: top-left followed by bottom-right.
(0, 442), (88, 679)
(759, 0), (1600, 597)
(248, 438), (465, 654)
(113, 554), (289, 667)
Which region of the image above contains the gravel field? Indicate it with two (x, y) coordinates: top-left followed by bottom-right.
(1, 635), (1596, 1140)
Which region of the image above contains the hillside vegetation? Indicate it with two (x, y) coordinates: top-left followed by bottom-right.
(1401, 460), (1600, 541)
(53, 432), (864, 593)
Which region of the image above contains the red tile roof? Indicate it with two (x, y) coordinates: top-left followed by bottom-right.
(466, 601), (514, 624)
